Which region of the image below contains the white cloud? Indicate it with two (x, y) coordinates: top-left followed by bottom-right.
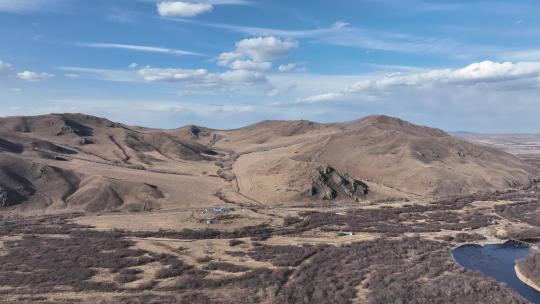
(278, 63), (296, 72)
(299, 61), (540, 104)
(64, 73), (80, 78)
(218, 69), (266, 84)
(157, 1), (213, 17)
(297, 92), (344, 104)
(346, 60), (540, 93)
(0, 60), (14, 75)
(332, 21), (349, 29)
(137, 67), (209, 82)
(203, 0), (249, 3)
(208, 36), (299, 87)
(61, 37), (295, 92)
(76, 42), (202, 56)
(1, 59), (56, 82)
(148, 103), (257, 114)
(217, 36), (298, 72)
(278, 62), (306, 73)
(59, 63), (268, 89)
(17, 71), (55, 82)
(170, 19), (504, 58)
(233, 36), (298, 62)
(169, 19), (346, 39)
(140, 0), (249, 5)
(0, 0), (61, 13)
(228, 60), (272, 72)
(137, 67), (266, 87)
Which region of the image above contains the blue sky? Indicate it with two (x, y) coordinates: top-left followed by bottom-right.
(1, 0), (540, 132)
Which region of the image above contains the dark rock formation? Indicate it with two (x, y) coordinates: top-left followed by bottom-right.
(309, 165), (368, 200)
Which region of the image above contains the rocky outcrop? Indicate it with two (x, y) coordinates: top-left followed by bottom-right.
(309, 165), (368, 201)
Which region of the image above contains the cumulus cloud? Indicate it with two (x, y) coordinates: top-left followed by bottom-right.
(1, 59), (55, 82)
(218, 69), (266, 84)
(210, 36), (300, 87)
(17, 71), (55, 82)
(228, 60), (272, 72)
(300, 61), (540, 103)
(0, 60), (14, 75)
(346, 60), (540, 92)
(234, 36), (297, 61)
(157, 1), (213, 17)
(59, 63), (268, 89)
(217, 36), (298, 71)
(62, 36), (297, 92)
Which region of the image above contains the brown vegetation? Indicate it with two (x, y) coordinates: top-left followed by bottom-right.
(0, 114), (539, 303)
(517, 251), (540, 288)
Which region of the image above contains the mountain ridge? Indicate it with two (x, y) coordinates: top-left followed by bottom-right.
(0, 113), (535, 215)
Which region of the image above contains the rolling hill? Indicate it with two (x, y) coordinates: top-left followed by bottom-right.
(0, 113), (534, 214)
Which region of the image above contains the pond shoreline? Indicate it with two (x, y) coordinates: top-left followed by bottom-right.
(452, 240), (540, 303)
(515, 264), (540, 294)
(454, 239), (540, 295)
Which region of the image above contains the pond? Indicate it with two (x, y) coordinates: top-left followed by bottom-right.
(453, 241), (540, 304)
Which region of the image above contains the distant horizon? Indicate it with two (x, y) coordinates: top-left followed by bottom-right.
(2, 1), (540, 132)
(2, 111), (539, 135)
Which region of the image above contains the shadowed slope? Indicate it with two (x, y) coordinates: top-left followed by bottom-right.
(0, 113), (217, 165)
(0, 153), (163, 213)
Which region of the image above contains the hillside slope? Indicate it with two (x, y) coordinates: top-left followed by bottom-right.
(211, 115), (534, 202)
(0, 113), (534, 213)
(0, 114), (225, 214)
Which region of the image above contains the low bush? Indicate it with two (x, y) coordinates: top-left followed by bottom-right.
(229, 239), (245, 247)
(204, 262), (250, 273)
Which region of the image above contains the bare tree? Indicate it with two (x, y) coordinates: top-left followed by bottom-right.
(0, 190), (8, 207)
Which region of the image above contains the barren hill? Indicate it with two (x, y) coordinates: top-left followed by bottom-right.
(305, 116), (533, 197)
(0, 113), (535, 215)
(0, 113), (225, 215)
(208, 115), (534, 202)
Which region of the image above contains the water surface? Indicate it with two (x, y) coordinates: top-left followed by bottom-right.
(453, 242), (540, 304)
